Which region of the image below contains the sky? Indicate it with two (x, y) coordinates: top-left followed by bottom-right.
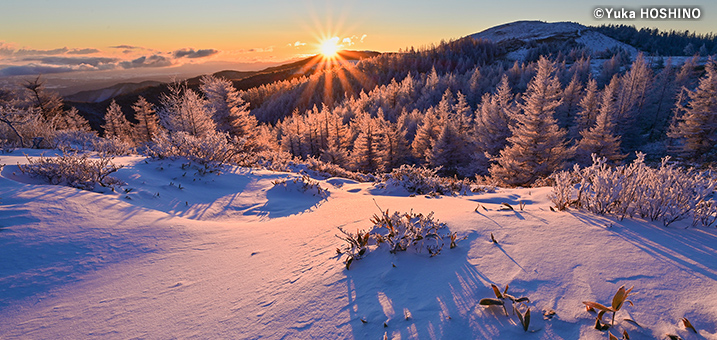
(1, 0), (716, 78)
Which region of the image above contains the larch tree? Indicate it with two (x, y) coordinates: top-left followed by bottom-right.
(351, 111), (383, 173)
(199, 75), (256, 139)
(474, 75), (514, 162)
(102, 100), (132, 141)
(556, 73), (583, 130)
(572, 78), (600, 139)
(490, 57), (572, 186)
(55, 107), (92, 132)
(158, 82), (216, 138)
(132, 96), (160, 143)
(411, 107), (443, 162)
(668, 59), (717, 161)
(575, 77), (625, 166)
(378, 118), (410, 171)
(614, 53), (653, 150)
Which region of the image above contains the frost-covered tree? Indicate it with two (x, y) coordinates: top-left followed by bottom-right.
(556, 73), (583, 129)
(378, 118), (410, 171)
(572, 78), (600, 139)
(614, 53), (652, 149)
(55, 107), (91, 132)
(23, 76), (64, 122)
(668, 59), (717, 161)
(575, 79), (625, 166)
(411, 108), (443, 161)
(102, 100), (132, 141)
(199, 75), (256, 138)
(351, 111), (383, 172)
(490, 57), (571, 186)
(159, 82), (216, 138)
(474, 75), (515, 172)
(427, 119), (475, 177)
(132, 96), (160, 143)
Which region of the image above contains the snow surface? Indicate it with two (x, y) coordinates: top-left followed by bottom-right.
(1, 151), (716, 339)
(469, 21), (639, 60)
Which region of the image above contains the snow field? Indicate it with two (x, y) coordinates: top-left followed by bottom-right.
(0, 152), (715, 339)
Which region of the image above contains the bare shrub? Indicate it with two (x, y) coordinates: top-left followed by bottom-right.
(147, 131), (243, 173)
(271, 175), (329, 198)
(19, 152), (124, 191)
(336, 205), (464, 269)
(377, 164), (473, 196)
(551, 153), (717, 227)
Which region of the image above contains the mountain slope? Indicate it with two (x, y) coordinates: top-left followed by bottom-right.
(469, 20), (638, 59)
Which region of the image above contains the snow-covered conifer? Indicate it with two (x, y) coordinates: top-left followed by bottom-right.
(200, 75), (256, 138)
(668, 59), (717, 161)
(490, 57), (571, 186)
(158, 82), (216, 138)
(102, 100), (132, 141)
(131, 96), (160, 143)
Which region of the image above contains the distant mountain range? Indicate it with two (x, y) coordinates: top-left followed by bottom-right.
(65, 21), (675, 130)
(66, 50), (380, 129)
(65, 50), (380, 104)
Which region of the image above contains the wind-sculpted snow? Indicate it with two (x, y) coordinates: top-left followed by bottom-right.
(0, 152), (716, 339)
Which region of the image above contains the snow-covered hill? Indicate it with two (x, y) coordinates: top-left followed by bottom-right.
(469, 21), (639, 60)
(0, 152), (716, 339)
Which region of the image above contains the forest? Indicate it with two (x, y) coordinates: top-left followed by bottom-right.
(1, 26), (716, 187)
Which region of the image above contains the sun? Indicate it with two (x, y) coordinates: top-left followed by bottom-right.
(320, 37), (340, 58)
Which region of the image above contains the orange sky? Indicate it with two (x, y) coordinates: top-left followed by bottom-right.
(1, 0), (716, 77)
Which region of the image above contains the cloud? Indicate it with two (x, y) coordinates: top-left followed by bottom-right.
(339, 35), (368, 47)
(67, 48), (101, 55)
(14, 47), (70, 56)
(289, 41), (307, 48)
(110, 45), (139, 49)
(0, 64), (75, 76)
(24, 56), (118, 67)
(119, 54), (173, 69)
(247, 47), (274, 53)
(172, 48), (219, 59)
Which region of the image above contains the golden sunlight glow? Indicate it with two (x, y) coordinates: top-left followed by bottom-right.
(320, 37), (340, 58)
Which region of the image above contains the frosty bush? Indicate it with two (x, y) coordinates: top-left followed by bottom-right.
(271, 175), (329, 198)
(52, 130), (97, 151)
(147, 131), (243, 173)
(337, 206), (463, 269)
(19, 152), (124, 191)
(377, 164), (473, 196)
(91, 137), (135, 156)
(245, 150), (373, 182)
(52, 131), (134, 156)
(551, 153), (717, 227)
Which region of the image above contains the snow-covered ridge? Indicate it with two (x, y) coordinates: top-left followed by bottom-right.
(468, 20), (638, 58)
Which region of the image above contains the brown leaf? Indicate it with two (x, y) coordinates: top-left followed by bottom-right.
(623, 318), (641, 327)
(682, 317), (697, 333)
(583, 301), (613, 313)
(622, 329), (630, 340)
(608, 331), (618, 340)
(491, 284), (503, 299)
(345, 257), (353, 270)
(479, 298), (504, 306)
(594, 317), (610, 331)
(612, 285), (626, 311)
